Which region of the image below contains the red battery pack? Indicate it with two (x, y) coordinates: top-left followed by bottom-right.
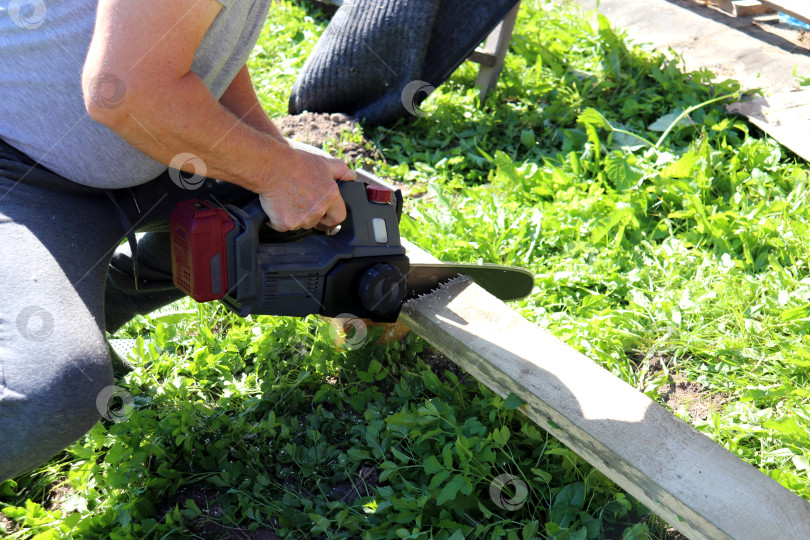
(169, 199), (236, 302)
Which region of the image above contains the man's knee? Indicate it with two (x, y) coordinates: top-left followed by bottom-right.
(0, 340), (114, 482)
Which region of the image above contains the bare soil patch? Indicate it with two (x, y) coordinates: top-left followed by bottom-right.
(326, 465), (380, 503)
(419, 346), (470, 385)
(46, 482), (75, 512)
(0, 511), (18, 534)
(157, 485), (282, 540)
(275, 112), (381, 168)
(659, 375), (727, 420)
(635, 353), (728, 420)
(665, 527), (689, 539)
(150, 462), (381, 539)
(276, 112), (415, 196)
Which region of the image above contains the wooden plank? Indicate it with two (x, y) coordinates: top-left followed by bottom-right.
(474, 2), (521, 105)
(759, 0), (810, 25)
(467, 50), (498, 68)
(397, 271), (810, 539)
(356, 169), (810, 537)
(329, 166), (810, 538)
(727, 88), (810, 164)
(709, 0), (774, 17)
(734, 0), (775, 16)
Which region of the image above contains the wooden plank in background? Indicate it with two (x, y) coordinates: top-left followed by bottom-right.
(759, 0), (810, 25)
(727, 88), (810, 164)
(709, 0), (775, 17)
(473, 2), (521, 104)
(397, 268), (810, 539)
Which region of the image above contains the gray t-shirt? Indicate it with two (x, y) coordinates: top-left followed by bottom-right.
(0, 0), (272, 188)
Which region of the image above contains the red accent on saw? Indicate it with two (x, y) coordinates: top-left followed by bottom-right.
(169, 199), (234, 302)
(365, 185), (393, 204)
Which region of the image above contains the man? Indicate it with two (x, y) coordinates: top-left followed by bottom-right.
(0, 0), (355, 482)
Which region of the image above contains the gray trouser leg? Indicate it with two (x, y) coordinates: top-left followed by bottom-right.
(0, 150), (118, 483)
(0, 139), (253, 482)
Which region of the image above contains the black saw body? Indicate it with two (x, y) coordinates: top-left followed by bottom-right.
(169, 180), (533, 322)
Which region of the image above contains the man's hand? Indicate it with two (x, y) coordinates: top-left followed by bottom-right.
(215, 64), (356, 230)
(258, 150), (356, 232)
(82, 0), (353, 229)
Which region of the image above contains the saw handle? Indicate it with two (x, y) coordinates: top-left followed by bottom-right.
(241, 179), (355, 235)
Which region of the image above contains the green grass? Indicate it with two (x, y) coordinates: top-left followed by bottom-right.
(2, 0), (810, 538)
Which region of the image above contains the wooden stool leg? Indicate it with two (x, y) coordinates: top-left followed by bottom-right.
(475, 2), (521, 105)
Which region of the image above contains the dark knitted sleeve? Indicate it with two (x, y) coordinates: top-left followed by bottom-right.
(289, 0), (442, 125)
(288, 0), (521, 126)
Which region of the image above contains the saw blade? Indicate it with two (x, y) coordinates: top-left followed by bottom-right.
(405, 263), (534, 301)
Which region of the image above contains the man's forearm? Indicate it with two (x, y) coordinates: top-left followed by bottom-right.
(219, 64), (285, 141)
(82, 0), (354, 231)
(86, 69), (290, 193)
